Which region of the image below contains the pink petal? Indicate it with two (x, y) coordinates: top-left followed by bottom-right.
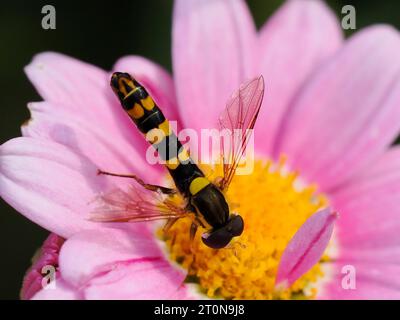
(274, 26), (400, 191)
(59, 228), (188, 299)
(256, 0), (343, 155)
(25, 52), (105, 105)
(358, 146), (400, 179)
(330, 148), (400, 249)
(23, 101), (159, 184)
(330, 146), (400, 202)
(173, 0), (256, 131)
(337, 247), (400, 265)
(276, 208), (337, 288)
(324, 154), (400, 298)
(31, 278), (82, 300)
(59, 227), (161, 288)
(0, 137), (117, 238)
(24, 52), (161, 178)
(21, 233), (64, 300)
(336, 199), (400, 249)
(84, 260), (187, 300)
(322, 262), (400, 299)
(24, 52), (119, 130)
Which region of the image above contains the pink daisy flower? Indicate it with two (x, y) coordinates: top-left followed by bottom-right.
(1, 0), (400, 300)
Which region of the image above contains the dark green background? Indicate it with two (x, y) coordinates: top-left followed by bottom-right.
(0, 0), (399, 299)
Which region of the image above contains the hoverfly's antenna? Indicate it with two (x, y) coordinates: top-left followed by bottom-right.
(224, 241), (247, 258)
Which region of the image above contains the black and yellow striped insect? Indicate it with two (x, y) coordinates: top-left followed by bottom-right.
(92, 72), (264, 249)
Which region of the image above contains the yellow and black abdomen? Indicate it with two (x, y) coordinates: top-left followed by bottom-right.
(110, 72), (204, 196)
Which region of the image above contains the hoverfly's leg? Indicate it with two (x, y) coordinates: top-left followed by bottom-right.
(189, 217), (205, 252)
(184, 203), (196, 214)
(189, 222), (198, 244)
(188, 221), (199, 272)
(202, 166), (215, 179)
(225, 241), (246, 257)
(163, 217), (179, 233)
(224, 243), (238, 257)
(97, 169), (176, 195)
(214, 176), (224, 190)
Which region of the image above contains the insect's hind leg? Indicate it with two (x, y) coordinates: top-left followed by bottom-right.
(163, 217), (180, 233)
(97, 169), (176, 195)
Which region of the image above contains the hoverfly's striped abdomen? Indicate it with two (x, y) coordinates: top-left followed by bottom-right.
(110, 72), (204, 196)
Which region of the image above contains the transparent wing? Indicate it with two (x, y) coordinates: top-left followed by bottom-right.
(89, 184), (189, 223)
(218, 76), (265, 191)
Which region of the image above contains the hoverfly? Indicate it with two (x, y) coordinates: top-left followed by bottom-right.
(92, 72), (264, 249)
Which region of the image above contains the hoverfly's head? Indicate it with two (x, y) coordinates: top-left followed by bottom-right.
(110, 72), (141, 106)
(201, 214), (244, 249)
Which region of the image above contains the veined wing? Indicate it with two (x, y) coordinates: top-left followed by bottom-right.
(218, 76), (265, 191)
(89, 184), (189, 223)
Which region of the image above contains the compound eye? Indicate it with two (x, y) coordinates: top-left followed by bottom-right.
(229, 215), (244, 237)
(201, 215), (244, 249)
(201, 229), (232, 249)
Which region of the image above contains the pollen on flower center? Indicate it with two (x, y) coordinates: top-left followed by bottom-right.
(160, 157), (328, 300)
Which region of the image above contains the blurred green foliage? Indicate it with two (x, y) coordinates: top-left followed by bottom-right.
(0, 0), (399, 299)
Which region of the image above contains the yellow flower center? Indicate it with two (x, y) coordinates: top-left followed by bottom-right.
(160, 157), (329, 299)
